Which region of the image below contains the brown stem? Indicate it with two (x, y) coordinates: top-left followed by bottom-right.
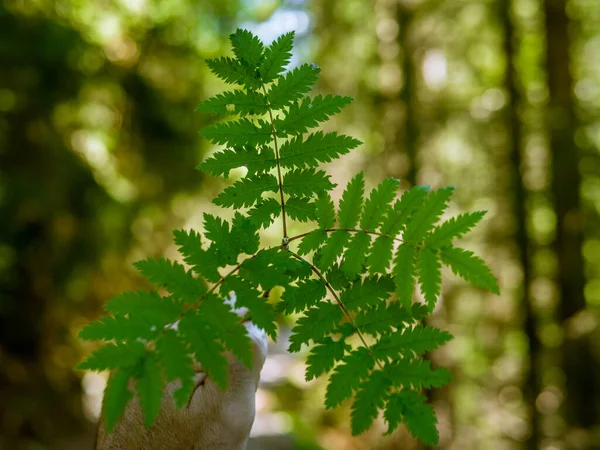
(262, 86), (288, 239)
(288, 250), (384, 370)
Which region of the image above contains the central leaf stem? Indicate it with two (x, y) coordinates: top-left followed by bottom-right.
(263, 87), (288, 239)
(289, 251), (384, 371)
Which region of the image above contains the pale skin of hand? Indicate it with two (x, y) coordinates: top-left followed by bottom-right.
(95, 297), (268, 450)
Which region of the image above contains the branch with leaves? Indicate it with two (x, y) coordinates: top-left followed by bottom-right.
(77, 29), (499, 445)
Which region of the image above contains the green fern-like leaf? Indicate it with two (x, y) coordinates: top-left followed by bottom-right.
(340, 275), (394, 312)
(79, 28), (499, 442)
(104, 290), (181, 322)
(221, 276), (278, 340)
(78, 314), (160, 342)
(354, 302), (416, 337)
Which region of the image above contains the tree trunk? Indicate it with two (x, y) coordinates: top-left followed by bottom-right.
(501, 2), (540, 448)
(544, 0), (597, 432)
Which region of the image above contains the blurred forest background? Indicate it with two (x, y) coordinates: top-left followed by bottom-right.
(1, 0), (599, 449)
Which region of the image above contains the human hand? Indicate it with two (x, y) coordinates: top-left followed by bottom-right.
(95, 294), (268, 450)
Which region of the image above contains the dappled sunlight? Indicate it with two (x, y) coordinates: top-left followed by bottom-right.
(2, 0), (600, 448)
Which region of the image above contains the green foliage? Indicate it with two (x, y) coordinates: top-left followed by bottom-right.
(77, 29), (498, 444)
